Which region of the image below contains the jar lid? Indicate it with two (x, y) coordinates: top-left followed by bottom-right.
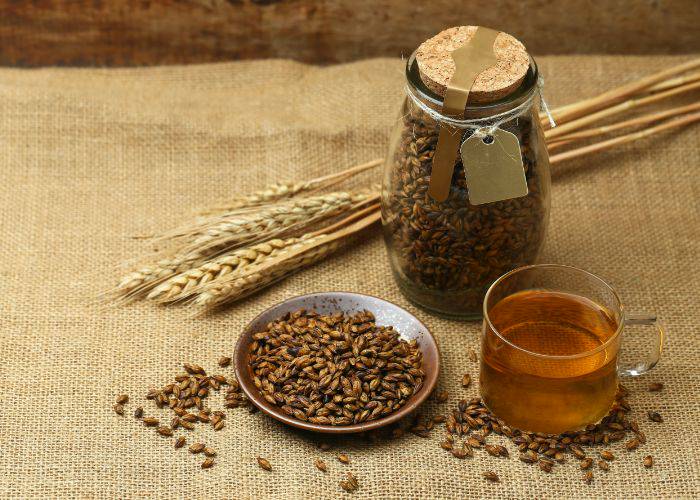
(416, 26), (530, 105)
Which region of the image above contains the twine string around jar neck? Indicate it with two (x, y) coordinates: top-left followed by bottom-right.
(405, 76), (556, 137)
(538, 76), (557, 129)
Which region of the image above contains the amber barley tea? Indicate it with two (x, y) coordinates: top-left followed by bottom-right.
(480, 264), (663, 434)
(481, 290), (619, 434)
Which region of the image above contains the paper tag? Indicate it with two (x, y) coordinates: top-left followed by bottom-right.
(460, 128), (528, 205)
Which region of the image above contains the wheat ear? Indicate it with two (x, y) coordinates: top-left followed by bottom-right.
(193, 211), (380, 310)
(146, 236), (306, 303)
(179, 191), (372, 256)
(199, 159), (382, 214)
(114, 253), (206, 301)
(192, 239), (341, 310)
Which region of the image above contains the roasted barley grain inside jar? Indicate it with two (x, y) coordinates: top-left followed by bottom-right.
(381, 26), (551, 318)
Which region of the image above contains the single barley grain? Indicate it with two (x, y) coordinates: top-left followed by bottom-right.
(345, 472), (359, 490)
(648, 411), (663, 423)
(648, 382), (664, 392)
(483, 471), (499, 482)
(452, 445), (471, 459)
(189, 443), (205, 454)
(116, 394), (129, 405)
(643, 455), (653, 468)
(184, 363), (205, 375)
(435, 390), (449, 403)
(314, 459), (328, 472)
(625, 438), (640, 451)
(636, 430), (647, 444)
(338, 453), (350, 464)
(113, 404), (124, 416)
(156, 426), (173, 437)
(201, 458), (215, 469)
(257, 457), (272, 471)
(174, 437), (186, 449)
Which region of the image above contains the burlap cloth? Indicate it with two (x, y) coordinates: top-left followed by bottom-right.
(0, 55), (698, 499)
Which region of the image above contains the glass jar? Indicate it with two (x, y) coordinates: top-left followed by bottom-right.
(381, 51), (551, 319)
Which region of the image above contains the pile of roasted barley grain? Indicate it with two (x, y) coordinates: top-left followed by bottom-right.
(435, 380), (663, 483)
(248, 309), (425, 426)
(112, 348), (662, 491)
(113, 359), (364, 493)
(113, 360), (251, 469)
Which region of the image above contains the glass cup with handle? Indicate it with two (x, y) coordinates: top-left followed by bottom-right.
(480, 264), (664, 434)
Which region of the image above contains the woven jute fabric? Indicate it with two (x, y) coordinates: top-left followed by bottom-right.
(0, 55), (698, 499)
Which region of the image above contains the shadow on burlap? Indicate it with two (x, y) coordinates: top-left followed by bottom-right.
(0, 55), (698, 499)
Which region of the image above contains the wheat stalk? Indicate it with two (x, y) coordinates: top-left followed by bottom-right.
(147, 236), (307, 303)
(199, 159), (382, 214)
(547, 101), (700, 150)
(549, 110), (700, 165)
(543, 58), (700, 126)
(545, 79), (700, 140)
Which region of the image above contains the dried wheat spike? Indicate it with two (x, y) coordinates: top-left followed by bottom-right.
(181, 192), (366, 255)
(115, 252), (207, 299)
(193, 237), (341, 309)
(203, 181), (308, 214)
(199, 159), (382, 215)
(147, 237), (306, 302)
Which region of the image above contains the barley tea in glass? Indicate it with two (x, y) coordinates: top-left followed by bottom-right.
(480, 264), (664, 434)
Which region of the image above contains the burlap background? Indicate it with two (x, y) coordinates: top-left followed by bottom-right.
(0, 55), (698, 499)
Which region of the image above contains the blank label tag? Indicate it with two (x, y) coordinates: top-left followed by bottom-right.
(460, 128), (528, 205)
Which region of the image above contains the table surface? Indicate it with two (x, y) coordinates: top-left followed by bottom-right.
(0, 54), (698, 499)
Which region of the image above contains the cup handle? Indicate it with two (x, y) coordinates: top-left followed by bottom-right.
(618, 313), (665, 377)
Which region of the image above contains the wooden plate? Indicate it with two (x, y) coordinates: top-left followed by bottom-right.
(234, 292), (440, 434)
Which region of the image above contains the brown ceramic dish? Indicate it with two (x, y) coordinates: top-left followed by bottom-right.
(234, 292), (440, 434)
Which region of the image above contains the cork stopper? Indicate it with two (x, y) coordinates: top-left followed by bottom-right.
(416, 26), (530, 105)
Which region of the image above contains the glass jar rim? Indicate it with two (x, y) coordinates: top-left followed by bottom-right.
(405, 48), (540, 121)
(482, 264), (625, 360)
